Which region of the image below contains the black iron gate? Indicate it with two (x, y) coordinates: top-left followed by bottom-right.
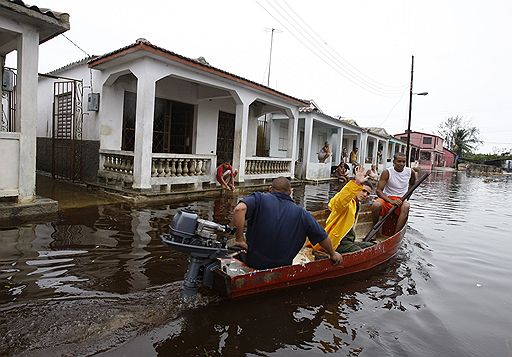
(216, 111), (235, 164)
(52, 80), (83, 180)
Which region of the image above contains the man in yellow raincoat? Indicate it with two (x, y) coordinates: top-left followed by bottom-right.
(315, 165), (375, 253)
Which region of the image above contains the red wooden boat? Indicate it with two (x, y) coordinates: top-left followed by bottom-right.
(210, 209), (405, 299)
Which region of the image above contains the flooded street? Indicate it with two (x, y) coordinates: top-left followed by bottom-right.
(1, 172), (512, 356)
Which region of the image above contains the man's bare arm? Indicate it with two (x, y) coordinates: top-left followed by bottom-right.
(376, 169), (390, 202)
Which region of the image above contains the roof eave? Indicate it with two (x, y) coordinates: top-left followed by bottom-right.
(89, 41), (308, 107)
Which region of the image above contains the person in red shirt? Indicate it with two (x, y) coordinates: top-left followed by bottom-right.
(216, 161), (238, 191)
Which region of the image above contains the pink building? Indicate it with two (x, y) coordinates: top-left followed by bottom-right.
(443, 148), (456, 168)
(394, 131), (445, 170)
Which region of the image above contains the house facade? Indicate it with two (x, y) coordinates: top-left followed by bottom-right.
(36, 39), (307, 191)
(0, 0), (69, 202)
(443, 147), (456, 168)
(272, 103), (365, 181)
(394, 131), (445, 170)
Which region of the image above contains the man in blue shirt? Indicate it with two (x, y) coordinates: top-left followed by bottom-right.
(232, 177), (342, 270)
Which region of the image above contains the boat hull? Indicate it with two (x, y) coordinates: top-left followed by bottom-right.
(213, 226), (406, 299)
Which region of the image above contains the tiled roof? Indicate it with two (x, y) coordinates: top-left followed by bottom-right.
(366, 127), (391, 138)
(46, 56), (97, 76)
(2, 0), (68, 22)
(88, 39), (308, 106)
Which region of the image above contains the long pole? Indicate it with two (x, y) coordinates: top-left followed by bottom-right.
(267, 28), (275, 86)
(406, 55), (414, 167)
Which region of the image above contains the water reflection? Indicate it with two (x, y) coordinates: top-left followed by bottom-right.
(2, 172), (512, 356)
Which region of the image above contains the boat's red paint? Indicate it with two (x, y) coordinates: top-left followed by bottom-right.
(213, 225), (406, 299)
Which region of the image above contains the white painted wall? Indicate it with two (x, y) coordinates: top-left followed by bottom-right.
(37, 64), (102, 140)
(195, 98), (236, 155)
(269, 118), (289, 158)
(0, 132), (19, 196)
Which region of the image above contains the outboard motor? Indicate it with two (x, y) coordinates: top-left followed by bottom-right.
(161, 208), (237, 297)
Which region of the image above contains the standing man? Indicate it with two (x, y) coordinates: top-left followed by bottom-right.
(312, 166), (374, 253)
(232, 177), (342, 270)
(216, 161), (238, 191)
(371, 152), (417, 233)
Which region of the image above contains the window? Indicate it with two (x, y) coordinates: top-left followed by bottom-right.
(278, 124), (288, 151)
(122, 91), (136, 151)
(420, 151), (431, 160)
(423, 136), (432, 145)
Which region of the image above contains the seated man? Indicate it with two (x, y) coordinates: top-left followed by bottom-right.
(365, 164), (379, 181)
(312, 166), (374, 254)
(216, 161), (238, 191)
(318, 141), (332, 163)
(334, 162), (350, 184)
(371, 152), (417, 234)
(232, 177), (342, 270)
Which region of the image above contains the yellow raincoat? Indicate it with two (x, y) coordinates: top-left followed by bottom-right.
(313, 180), (363, 251)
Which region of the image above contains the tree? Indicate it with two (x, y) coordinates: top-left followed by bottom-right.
(438, 116), (482, 158)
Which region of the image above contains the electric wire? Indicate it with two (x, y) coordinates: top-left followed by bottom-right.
(256, 0), (405, 96)
(61, 34), (94, 93)
(281, 0), (405, 91)
(272, 0), (404, 94)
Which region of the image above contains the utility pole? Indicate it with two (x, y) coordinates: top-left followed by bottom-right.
(405, 55), (428, 167)
(406, 55), (414, 167)
(267, 27), (277, 86)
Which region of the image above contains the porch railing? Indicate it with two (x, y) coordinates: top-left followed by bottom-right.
(98, 150), (216, 187)
(150, 153), (215, 185)
(244, 157), (293, 179)
(98, 150), (135, 185)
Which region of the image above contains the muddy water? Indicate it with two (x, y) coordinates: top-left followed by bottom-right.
(1, 173), (512, 356)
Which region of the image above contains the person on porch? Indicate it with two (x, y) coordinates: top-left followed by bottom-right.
(318, 141), (332, 163)
(216, 161), (238, 191)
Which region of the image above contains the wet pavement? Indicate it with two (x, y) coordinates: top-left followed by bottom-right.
(1, 172), (512, 356)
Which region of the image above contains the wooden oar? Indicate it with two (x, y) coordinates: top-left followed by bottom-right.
(363, 172), (430, 242)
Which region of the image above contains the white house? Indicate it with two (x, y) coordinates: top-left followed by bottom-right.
(36, 39), (307, 192)
(0, 0), (69, 202)
(273, 101), (366, 181)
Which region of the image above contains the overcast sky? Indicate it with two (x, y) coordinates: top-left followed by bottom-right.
(11, 0), (512, 153)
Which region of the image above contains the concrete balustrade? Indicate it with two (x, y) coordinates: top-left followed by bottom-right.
(244, 158), (292, 179)
(98, 150), (216, 189)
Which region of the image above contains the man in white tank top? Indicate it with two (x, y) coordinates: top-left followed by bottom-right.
(371, 152), (417, 234)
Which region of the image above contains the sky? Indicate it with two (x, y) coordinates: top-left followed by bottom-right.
(9, 0), (512, 153)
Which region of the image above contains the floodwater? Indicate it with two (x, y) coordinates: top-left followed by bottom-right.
(1, 172), (512, 356)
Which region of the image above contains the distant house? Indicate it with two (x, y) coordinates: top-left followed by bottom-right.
(36, 39), (307, 191)
(394, 131), (445, 170)
(443, 147), (456, 168)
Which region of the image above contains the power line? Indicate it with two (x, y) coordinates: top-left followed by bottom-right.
(256, 0), (406, 96)
(281, 0), (405, 91)
(273, 0), (403, 94)
(61, 34), (91, 57)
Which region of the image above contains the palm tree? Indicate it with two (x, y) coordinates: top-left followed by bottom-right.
(452, 127), (482, 169)
(438, 116), (482, 169)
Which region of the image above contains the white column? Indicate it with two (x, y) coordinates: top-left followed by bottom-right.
(246, 107), (258, 157)
(0, 55), (4, 122)
(302, 115), (313, 179)
(359, 133), (366, 165)
(288, 108), (299, 175)
(335, 127), (343, 165)
(132, 63), (157, 190)
(382, 140), (389, 170)
(372, 138), (378, 164)
(16, 29), (39, 202)
(233, 101), (249, 181)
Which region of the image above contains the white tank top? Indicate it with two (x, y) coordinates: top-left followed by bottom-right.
(383, 166), (412, 197)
